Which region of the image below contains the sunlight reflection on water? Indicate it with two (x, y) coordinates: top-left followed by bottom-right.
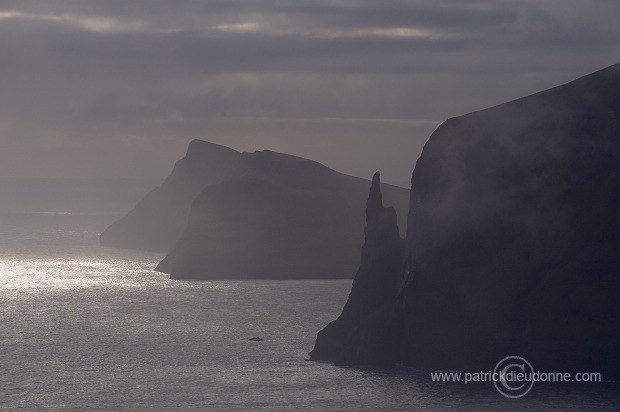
(0, 256), (235, 293)
(1, 211), (619, 411)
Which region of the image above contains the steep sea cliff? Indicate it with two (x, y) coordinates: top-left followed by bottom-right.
(101, 140), (410, 279)
(311, 63), (620, 377)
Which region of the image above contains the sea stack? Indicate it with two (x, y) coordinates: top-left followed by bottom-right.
(310, 63), (620, 377)
(310, 172), (404, 364)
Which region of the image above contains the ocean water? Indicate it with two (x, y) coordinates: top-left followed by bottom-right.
(0, 180), (618, 411)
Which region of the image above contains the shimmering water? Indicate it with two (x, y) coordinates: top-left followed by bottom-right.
(0, 181), (618, 410)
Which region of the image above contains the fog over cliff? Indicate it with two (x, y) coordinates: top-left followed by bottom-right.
(311, 62), (620, 378)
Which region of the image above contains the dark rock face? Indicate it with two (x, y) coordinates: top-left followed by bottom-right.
(311, 63), (620, 377)
(102, 139), (410, 279)
(156, 157), (409, 280)
(309, 172), (404, 364)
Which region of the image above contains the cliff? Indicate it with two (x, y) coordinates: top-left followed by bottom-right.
(309, 172), (404, 363)
(100, 140), (242, 252)
(310, 63), (620, 376)
(101, 140), (410, 279)
(155, 154), (409, 280)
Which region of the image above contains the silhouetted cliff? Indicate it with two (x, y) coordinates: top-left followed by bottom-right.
(310, 172), (404, 363)
(101, 140), (410, 279)
(311, 63), (620, 376)
(100, 140), (242, 252)
(156, 154), (409, 280)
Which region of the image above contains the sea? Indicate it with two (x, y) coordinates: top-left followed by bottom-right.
(0, 178), (618, 411)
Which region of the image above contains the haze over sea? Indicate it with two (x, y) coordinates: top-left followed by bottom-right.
(0, 178), (618, 411)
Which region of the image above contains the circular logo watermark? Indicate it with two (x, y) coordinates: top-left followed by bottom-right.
(493, 356), (535, 398)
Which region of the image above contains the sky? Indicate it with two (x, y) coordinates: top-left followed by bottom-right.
(1, 0), (619, 186)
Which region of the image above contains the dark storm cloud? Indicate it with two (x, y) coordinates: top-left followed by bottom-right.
(0, 0), (619, 181)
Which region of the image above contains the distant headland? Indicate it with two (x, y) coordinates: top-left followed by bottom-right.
(100, 140), (410, 280)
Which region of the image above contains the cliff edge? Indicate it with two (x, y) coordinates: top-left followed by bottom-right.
(310, 63), (620, 377)
(101, 140), (410, 279)
(100, 140), (241, 252)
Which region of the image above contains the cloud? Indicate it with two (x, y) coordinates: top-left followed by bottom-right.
(0, 0), (619, 182)
(0, 9), (148, 33)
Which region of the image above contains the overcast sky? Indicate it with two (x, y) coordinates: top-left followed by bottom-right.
(1, 0), (619, 185)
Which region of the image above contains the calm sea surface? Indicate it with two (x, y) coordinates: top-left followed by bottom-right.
(0, 179), (618, 411)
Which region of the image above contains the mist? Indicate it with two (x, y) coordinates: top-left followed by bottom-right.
(2, 0), (620, 186)
(2, 1), (620, 410)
